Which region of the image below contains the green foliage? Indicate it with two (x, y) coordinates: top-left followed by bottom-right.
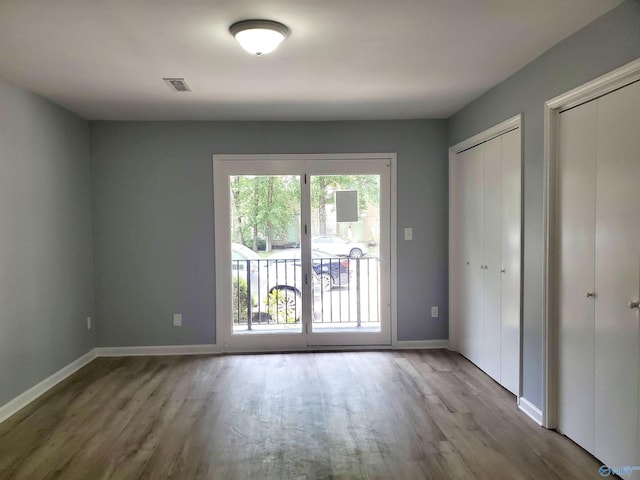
(232, 276), (249, 324)
(310, 175), (379, 210)
(311, 175), (380, 235)
(263, 289), (298, 324)
(249, 237), (266, 251)
(230, 174), (380, 245)
(230, 175), (300, 251)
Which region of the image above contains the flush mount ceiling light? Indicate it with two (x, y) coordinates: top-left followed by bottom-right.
(229, 19), (289, 56)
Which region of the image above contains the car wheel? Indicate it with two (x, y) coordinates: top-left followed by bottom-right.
(319, 273), (332, 292)
(270, 287), (302, 323)
(349, 248), (363, 258)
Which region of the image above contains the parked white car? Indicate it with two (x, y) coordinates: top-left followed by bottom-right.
(312, 235), (368, 258)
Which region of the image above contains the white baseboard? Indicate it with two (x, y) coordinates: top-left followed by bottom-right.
(97, 341), (450, 356)
(518, 396), (543, 426)
(0, 349), (96, 424)
(394, 339), (450, 349)
(95, 344), (220, 357)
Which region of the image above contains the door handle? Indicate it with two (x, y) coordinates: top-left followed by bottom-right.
(629, 301), (640, 310)
(586, 292), (596, 298)
(500, 268), (506, 273)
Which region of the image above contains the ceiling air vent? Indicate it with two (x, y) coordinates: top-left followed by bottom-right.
(163, 78), (192, 92)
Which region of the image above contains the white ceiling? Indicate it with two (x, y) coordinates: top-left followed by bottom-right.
(0, 0), (622, 121)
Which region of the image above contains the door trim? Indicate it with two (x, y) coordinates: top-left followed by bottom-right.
(212, 153), (397, 351)
(542, 57), (640, 429)
(449, 114), (521, 154)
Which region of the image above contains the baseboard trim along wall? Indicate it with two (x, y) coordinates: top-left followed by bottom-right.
(1, 340), (450, 425)
(394, 339), (450, 349)
(0, 349), (97, 424)
(518, 397), (543, 426)
(95, 344), (220, 357)
(97, 341), (450, 356)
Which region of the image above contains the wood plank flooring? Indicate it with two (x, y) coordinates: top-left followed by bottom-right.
(0, 350), (602, 479)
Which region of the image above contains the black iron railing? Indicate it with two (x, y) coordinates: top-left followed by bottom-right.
(231, 257), (380, 329)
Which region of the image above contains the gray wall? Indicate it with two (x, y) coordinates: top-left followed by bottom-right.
(90, 120), (449, 347)
(0, 80), (94, 407)
(449, 0), (640, 409)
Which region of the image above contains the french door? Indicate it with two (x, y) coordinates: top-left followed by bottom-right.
(213, 154), (392, 350)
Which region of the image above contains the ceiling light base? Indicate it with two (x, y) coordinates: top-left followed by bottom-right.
(229, 19), (289, 56)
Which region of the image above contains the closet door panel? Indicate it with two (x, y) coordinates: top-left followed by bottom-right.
(499, 128), (521, 395)
(556, 102), (597, 454)
(461, 145), (485, 366)
(483, 137), (502, 381)
(456, 149), (475, 360)
(594, 80), (640, 468)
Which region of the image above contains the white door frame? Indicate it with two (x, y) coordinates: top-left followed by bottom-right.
(213, 153), (397, 353)
(448, 113), (523, 393)
(542, 58), (640, 429)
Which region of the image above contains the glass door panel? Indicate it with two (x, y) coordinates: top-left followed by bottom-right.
(214, 158), (308, 351)
(306, 158), (391, 346)
(229, 174), (303, 335)
(310, 175), (381, 333)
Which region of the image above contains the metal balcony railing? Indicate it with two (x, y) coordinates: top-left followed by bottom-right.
(231, 257), (380, 330)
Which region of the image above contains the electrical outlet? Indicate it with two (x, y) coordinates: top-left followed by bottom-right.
(87, 316), (92, 330)
(173, 313), (182, 327)
(431, 306), (438, 318)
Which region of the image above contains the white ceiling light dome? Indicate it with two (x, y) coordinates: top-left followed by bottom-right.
(229, 19), (289, 56)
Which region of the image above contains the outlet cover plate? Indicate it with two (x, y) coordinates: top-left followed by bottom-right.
(404, 227), (413, 241)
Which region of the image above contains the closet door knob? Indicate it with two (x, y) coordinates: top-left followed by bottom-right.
(500, 268), (506, 273)
(586, 292), (596, 298)
(629, 301), (640, 310)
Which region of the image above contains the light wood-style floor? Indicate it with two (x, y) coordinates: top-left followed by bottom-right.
(0, 350), (602, 479)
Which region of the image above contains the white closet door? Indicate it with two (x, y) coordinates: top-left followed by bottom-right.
(451, 124), (521, 393)
(483, 137), (502, 381)
(499, 128), (521, 395)
(455, 148), (475, 359)
(461, 145), (485, 366)
(593, 80), (640, 468)
(557, 101), (598, 455)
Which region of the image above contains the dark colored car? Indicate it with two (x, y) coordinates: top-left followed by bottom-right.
(269, 248), (351, 291)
